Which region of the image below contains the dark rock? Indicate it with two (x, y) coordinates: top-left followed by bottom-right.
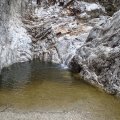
(69, 56), (82, 73)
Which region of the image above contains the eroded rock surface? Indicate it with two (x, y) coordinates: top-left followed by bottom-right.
(0, 0), (106, 71)
(0, 0), (32, 70)
(34, 1), (105, 64)
(70, 10), (120, 95)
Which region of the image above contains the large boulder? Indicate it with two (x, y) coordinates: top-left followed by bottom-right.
(69, 10), (120, 95)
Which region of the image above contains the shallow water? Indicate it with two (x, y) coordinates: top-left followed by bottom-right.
(0, 60), (120, 120)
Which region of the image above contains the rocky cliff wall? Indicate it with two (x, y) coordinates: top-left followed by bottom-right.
(0, 0), (32, 71)
(0, 0), (109, 69)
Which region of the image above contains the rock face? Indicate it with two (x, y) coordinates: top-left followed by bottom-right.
(69, 10), (120, 95)
(0, 0), (62, 72)
(34, 0), (106, 65)
(0, 0), (32, 71)
(0, 0), (106, 70)
(30, 23), (61, 63)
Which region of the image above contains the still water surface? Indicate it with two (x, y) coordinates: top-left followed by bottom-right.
(0, 60), (120, 119)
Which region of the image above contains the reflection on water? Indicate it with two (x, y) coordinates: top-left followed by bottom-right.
(0, 60), (120, 120)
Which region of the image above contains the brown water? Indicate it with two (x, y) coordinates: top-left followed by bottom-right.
(0, 60), (120, 120)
